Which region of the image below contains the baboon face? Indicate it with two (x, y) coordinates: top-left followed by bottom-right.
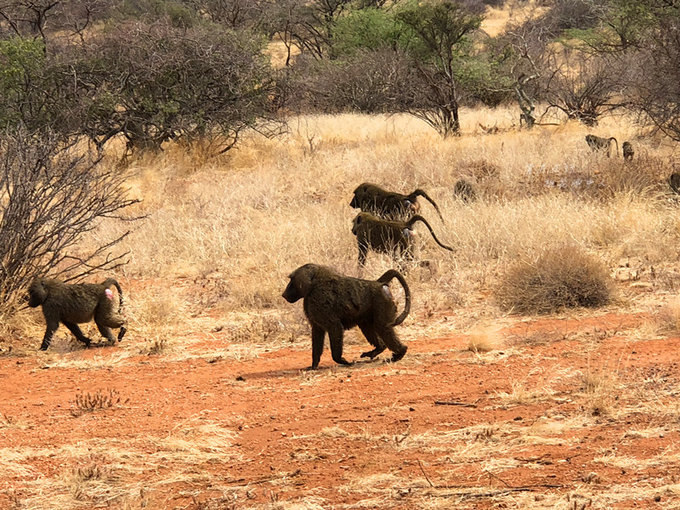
(349, 184), (368, 209)
(282, 264), (316, 303)
(27, 278), (47, 307)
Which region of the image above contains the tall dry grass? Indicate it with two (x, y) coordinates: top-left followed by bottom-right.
(10, 106), (680, 352)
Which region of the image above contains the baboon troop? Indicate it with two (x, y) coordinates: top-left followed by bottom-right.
(585, 134), (619, 157)
(282, 264), (410, 369)
(670, 172), (680, 194)
(28, 277), (127, 351)
(622, 141), (634, 162)
(352, 212), (454, 266)
(453, 179), (477, 202)
(350, 182), (444, 221)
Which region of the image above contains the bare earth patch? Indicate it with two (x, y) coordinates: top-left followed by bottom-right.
(1, 304), (679, 509)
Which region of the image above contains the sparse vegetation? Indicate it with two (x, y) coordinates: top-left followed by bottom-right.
(70, 389), (127, 417)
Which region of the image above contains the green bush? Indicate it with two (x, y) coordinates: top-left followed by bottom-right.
(495, 245), (612, 315)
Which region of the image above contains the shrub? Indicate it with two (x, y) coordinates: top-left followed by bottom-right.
(495, 244), (612, 314)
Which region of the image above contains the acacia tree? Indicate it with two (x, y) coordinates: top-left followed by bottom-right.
(64, 20), (281, 154)
(395, 0), (483, 136)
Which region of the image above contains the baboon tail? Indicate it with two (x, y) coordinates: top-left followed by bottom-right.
(408, 215), (455, 253)
(377, 269), (411, 326)
(610, 137), (619, 157)
(102, 278), (124, 311)
(410, 189), (444, 222)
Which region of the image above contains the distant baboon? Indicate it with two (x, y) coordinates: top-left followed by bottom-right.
(453, 179), (477, 202)
(670, 172), (680, 194)
(352, 212), (454, 266)
(622, 141), (634, 162)
(282, 264), (410, 369)
(585, 134), (619, 157)
(350, 182), (444, 221)
(28, 277), (127, 351)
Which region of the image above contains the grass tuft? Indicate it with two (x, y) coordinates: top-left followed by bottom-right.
(495, 244), (612, 315)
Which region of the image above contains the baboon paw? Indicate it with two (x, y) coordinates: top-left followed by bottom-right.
(391, 348), (407, 362)
(306, 365), (319, 371)
(334, 358), (353, 366)
(118, 327), (127, 342)
(39, 345), (48, 351)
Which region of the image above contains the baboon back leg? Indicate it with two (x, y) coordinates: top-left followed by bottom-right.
(63, 321), (92, 346)
(39, 319), (60, 351)
(359, 323), (387, 359)
(376, 324), (407, 362)
(328, 323), (352, 366)
(310, 325), (325, 370)
(96, 323), (117, 344)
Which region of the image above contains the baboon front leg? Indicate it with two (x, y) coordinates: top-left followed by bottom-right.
(377, 325), (408, 362)
(358, 323), (387, 359)
(63, 321), (92, 346)
(310, 325), (325, 370)
(39, 319), (60, 351)
(328, 323), (352, 367)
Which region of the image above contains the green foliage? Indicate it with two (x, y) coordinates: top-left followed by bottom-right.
(454, 53), (514, 107)
(332, 8), (412, 56)
(395, 0), (483, 67)
(0, 38), (46, 127)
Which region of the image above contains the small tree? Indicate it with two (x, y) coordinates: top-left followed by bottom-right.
(0, 129), (138, 312)
(395, 0), (484, 136)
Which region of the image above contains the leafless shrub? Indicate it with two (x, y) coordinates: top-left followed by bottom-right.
(70, 389), (127, 417)
(495, 244), (612, 315)
(543, 49), (625, 126)
(0, 129), (139, 314)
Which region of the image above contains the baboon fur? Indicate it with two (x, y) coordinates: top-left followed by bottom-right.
(352, 212), (454, 266)
(670, 172), (680, 194)
(585, 134), (619, 157)
(350, 182), (444, 221)
(282, 264), (410, 369)
(28, 277), (127, 351)
(453, 179), (477, 202)
(622, 141), (634, 162)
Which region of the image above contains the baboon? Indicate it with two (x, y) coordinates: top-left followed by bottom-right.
(453, 179), (477, 202)
(670, 172), (680, 194)
(282, 264), (410, 369)
(585, 134), (619, 157)
(352, 212), (454, 266)
(622, 141), (634, 162)
(350, 182), (444, 221)
(27, 277), (127, 351)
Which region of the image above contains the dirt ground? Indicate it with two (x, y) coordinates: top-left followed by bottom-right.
(1, 290), (680, 509)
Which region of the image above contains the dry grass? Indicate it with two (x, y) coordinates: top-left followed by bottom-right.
(495, 244), (613, 315)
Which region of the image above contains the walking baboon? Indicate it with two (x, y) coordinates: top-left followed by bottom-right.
(453, 179), (477, 202)
(670, 172), (680, 194)
(352, 212), (454, 266)
(622, 141), (634, 162)
(585, 134), (619, 157)
(350, 182), (444, 221)
(282, 264), (410, 369)
(28, 277), (127, 351)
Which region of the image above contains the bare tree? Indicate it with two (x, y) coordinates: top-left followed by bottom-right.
(0, 129), (139, 312)
(542, 48), (624, 126)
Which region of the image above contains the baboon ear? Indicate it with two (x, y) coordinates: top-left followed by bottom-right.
(295, 267), (316, 297)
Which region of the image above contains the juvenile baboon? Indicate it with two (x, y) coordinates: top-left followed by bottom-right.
(585, 134), (619, 157)
(350, 182), (444, 221)
(352, 212), (454, 266)
(282, 264), (410, 369)
(453, 179), (477, 202)
(622, 141), (634, 162)
(670, 172), (680, 194)
(28, 277), (127, 351)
